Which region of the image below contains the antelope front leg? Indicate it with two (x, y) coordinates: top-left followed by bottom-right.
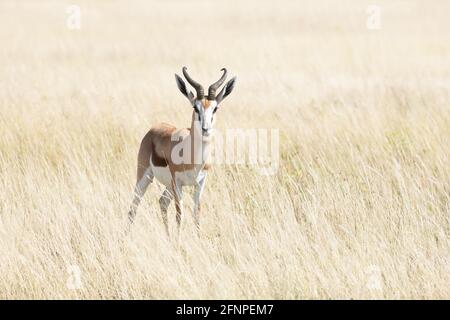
(193, 173), (207, 231)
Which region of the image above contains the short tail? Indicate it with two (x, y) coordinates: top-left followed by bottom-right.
(136, 131), (153, 183)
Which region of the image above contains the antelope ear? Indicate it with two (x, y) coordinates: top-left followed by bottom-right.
(175, 74), (194, 103)
(215, 77), (236, 104)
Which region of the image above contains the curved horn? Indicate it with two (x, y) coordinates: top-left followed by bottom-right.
(208, 68), (228, 100)
(182, 67), (204, 99)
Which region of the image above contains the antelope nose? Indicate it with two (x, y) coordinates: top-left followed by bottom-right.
(202, 127), (208, 134)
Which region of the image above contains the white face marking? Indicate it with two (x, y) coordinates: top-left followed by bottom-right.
(194, 100), (217, 138)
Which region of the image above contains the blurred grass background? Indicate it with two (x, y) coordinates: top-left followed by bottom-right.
(0, 0), (449, 298)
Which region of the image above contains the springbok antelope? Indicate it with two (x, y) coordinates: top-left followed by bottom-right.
(128, 67), (236, 234)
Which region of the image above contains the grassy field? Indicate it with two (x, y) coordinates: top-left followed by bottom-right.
(0, 0), (449, 299)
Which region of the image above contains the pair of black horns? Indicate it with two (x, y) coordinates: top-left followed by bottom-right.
(182, 67), (228, 100)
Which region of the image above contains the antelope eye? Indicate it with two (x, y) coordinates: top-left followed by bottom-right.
(213, 107), (218, 114)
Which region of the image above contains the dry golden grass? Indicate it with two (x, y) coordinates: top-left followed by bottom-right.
(0, 0), (449, 299)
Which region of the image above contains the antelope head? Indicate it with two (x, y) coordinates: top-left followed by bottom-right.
(175, 67), (236, 141)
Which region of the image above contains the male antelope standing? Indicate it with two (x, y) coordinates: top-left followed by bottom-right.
(128, 67), (236, 234)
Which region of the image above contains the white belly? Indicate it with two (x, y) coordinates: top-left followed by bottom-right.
(175, 169), (206, 186)
(150, 163), (206, 187)
(151, 164), (172, 187)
